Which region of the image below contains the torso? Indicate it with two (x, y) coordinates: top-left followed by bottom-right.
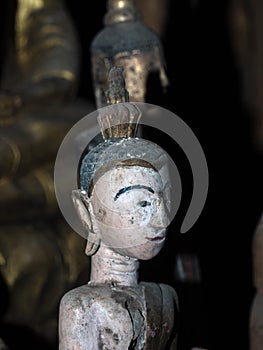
(59, 282), (178, 350)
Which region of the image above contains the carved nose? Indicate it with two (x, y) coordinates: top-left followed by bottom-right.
(150, 200), (170, 229)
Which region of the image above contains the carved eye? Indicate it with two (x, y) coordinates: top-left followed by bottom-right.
(139, 200), (151, 208)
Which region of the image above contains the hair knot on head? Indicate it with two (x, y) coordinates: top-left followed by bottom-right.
(79, 67), (168, 200)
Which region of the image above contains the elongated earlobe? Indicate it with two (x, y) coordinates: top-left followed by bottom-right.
(72, 190), (101, 255)
(72, 190), (92, 232)
(85, 234), (100, 256)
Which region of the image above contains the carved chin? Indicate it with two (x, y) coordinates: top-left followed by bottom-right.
(116, 240), (165, 260)
(138, 243), (164, 260)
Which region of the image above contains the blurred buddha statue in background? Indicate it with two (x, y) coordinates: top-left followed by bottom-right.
(90, 0), (170, 108)
(0, 0), (92, 348)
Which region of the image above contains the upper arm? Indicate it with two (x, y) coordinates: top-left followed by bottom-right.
(159, 284), (179, 350)
(59, 288), (134, 350)
(59, 290), (96, 350)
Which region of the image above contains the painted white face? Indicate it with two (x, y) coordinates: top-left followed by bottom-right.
(89, 165), (171, 260)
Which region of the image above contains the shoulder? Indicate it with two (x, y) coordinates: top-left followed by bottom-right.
(59, 284), (135, 349)
(60, 284), (97, 310)
(59, 284), (144, 326)
(60, 284), (127, 316)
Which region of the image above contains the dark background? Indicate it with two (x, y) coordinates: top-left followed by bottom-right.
(1, 0), (263, 349)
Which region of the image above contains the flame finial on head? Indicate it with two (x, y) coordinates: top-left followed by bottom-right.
(105, 67), (129, 105)
(98, 67), (141, 140)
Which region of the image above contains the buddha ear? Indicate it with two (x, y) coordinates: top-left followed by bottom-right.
(72, 190), (100, 256)
(71, 190), (93, 233)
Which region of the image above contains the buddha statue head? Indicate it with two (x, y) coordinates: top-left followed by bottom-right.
(90, 0), (168, 107)
(72, 99), (172, 260)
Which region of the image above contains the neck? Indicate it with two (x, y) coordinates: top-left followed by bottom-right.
(90, 245), (139, 286)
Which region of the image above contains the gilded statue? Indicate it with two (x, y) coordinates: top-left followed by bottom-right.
(0, 0), (91, 346)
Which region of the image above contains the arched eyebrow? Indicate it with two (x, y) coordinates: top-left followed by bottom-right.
(114, 185), (154, 201)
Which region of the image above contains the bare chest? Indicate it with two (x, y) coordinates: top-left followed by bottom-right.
(59, 282), (177, 350)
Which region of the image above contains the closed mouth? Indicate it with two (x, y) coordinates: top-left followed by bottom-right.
(146, 235), (165, 242)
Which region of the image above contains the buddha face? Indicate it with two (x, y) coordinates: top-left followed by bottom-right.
(88, 165), (171, 260)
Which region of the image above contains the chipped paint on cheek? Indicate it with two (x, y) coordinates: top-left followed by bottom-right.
(95, 208), (106, 221)
(129, 216), (134, 224)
